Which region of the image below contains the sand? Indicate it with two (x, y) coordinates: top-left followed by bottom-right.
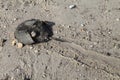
(0, 0), (120, 80)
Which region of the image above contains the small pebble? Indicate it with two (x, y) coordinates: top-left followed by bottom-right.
(13, 18), (18, 21)
(106, 52), (111, 56)
(46, 50), (51, 54)
(89, 45), (94, 48)
(80, 23), (85, 27)
(108, 31), (111, 34)
(11, 39), (17, 46)
(82, 64), (85, 67)
(67, 25), (71, 28)
(42, 73), (46, 78)
(5, 8), (8, 11)
(30, 46), (33, 49)
(69, 5), (76, 9)
(116, 18), (120, 21)
(17, 43), (23, 48)
(3, 25), (6, 28)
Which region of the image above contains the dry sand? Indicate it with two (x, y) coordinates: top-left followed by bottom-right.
(0, 0), (120, 80)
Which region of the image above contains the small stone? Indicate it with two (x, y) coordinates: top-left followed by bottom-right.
(17, 43), (23, 48)
(11, 39), (17, 46)
(34, 50), (38, 53)
(116, 18), (120, 21)
(106, 52), (111, 56)
(13, 18), (17, 21)
(67, 25), (71, 28)
(30, 46), (33, 49)
(80, 23), (85, 27)
(46, 50), (51, 54)
(3, 25), (6, 28)
(108, 31), (111, 34)
(5, 8), (8, 11)
(82, 64), (85, 67)
(42, 73), (46, 78)
(69, 5), (76, 9)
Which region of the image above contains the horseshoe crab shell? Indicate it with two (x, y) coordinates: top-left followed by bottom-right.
(14, 19), (53, 45)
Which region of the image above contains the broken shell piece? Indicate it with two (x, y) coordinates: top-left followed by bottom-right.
(17, 43), (23, 48)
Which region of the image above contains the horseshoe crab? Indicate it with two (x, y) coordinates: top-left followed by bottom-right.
(14, 19), (54, 45)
